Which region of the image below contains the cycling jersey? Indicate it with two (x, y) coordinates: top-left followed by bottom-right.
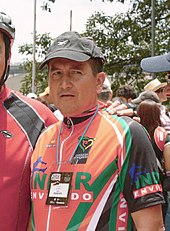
(0, 85), (57, 231)
(31, 105), (164, 231)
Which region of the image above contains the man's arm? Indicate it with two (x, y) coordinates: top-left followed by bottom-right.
(131, 205), (165, 231)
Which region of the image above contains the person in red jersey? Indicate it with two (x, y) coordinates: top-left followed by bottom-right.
(0, 11), (57, 231)
(29, 31), (165, 231)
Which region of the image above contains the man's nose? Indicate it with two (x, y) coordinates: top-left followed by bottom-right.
(60, 76), (73, 89)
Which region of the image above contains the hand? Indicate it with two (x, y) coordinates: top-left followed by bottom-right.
(106, 100), (134, 117)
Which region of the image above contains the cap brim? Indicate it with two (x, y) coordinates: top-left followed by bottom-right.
(131, 97), (141, 104)
(141, 53), (170, 73)
(39, 50), (91, 69)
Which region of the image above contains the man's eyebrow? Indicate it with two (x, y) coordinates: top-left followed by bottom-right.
(50, 66), (61, 71)
(50, 62), (84, 71)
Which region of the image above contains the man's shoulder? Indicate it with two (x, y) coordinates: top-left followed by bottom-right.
(9, 90), (58, 125)
(101, 110), (144, 135)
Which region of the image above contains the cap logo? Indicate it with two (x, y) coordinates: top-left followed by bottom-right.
(57, 39), (69, 47)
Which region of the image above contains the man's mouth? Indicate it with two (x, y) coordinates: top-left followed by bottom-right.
(60, 94), (75, 98)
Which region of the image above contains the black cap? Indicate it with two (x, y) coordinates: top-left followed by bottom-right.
(40, 31), (105, 69)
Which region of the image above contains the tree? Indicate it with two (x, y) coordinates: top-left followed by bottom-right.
(19, 0), (169, 96)
(18, 33), (53, 95)
(84, 0), (169, 96)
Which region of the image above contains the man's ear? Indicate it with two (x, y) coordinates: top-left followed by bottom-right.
(96, 72), (105, 94)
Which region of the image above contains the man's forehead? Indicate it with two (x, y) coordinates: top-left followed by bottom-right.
(49, 58), (88, 68)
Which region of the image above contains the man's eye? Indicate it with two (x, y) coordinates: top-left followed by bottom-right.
(70, 70), (82, 77)
(51, 71), (63, 78)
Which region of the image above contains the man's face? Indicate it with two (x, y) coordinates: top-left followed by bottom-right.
(0, 32), (6, 85)
(156, 87), (167, 103)
(48, 58), (104, 117)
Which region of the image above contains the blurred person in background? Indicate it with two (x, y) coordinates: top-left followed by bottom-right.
(141, 58), (170, 134)
(137, 100), (170, 222)
(144, 78), (167, 104)
(39, 86), (63, 120)
(116, 85), (137, 104)
(39, 86), (56, 111)
(26, 92), (37, 99)
(0, 11), (57, 231)
(106, 85), (137, 117)
(141, 51), (170, 230)
(115, 85), (137, 113)
(97, 76), (113, 103)
(39, 86), (53, 104)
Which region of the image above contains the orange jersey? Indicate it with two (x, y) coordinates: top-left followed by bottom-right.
(31, 108), (164, 231)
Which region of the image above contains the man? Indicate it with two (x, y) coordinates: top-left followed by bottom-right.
(39, 86), (63, 120)
(144, 78), (167, 103)
(39, 86), (53, 104)
(116, 85), (137, 104)
(0, 11), (57, 231)
(143, 78), (170, 135)
(97, 77), (113, 103)
(29, 31), (164, 231)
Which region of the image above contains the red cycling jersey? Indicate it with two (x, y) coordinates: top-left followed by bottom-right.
(0, 85), (57, 231)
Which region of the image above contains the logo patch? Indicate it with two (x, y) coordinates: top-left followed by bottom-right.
(0, 130), (13, 138)
(32, 156), (47, 177)
(71, 136), (95, 164)
(46, 139), (56, 148)
(57, 39), (69, 47)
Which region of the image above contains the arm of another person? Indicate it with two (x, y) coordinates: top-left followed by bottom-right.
(131, 205), (165, 231)
(163, 142), (170, 191)
(164, 143), (170, 171)
(106, 100), (137, 118)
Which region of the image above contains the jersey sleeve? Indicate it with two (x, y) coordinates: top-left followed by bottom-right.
(118, 118), (165, 213)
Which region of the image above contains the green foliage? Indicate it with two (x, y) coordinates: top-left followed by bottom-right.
(18, 33), (53, 95)
(18, 0), (169, 97)
(84, 0), (169, 96)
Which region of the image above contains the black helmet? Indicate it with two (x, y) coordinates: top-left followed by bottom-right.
(0, 12), (15, 40)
